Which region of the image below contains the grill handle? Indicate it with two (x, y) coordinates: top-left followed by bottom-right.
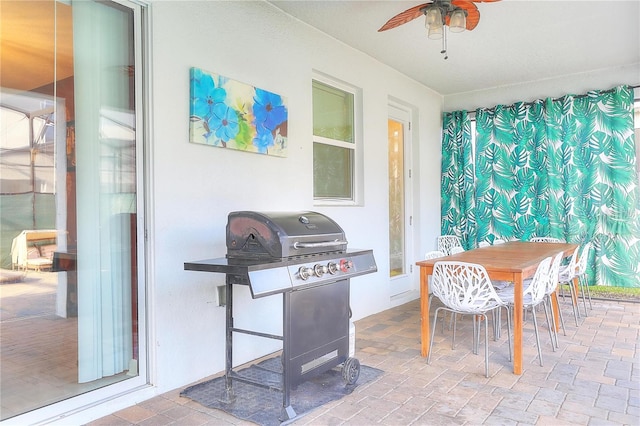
(293, 240), (348, 249)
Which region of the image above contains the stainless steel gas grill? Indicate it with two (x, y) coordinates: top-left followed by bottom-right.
(184, 211), (377, 421)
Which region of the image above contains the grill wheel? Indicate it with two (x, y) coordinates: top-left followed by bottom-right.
(342, 357), (360, 385)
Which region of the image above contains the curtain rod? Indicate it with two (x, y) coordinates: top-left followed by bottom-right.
(473, 84), (638, 113)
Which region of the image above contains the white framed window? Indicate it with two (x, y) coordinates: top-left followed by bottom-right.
(312, 73), (363, 205)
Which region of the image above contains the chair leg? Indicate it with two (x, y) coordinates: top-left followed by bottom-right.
(427, 307), (443, 365)
(482, 314), (490, 378)
(578, 275), (589, 316)
(428, 294), (440, 326)
(530, 306), (543, 367)
(543, 297), (558, 351)
(583, 275), (593, 310)
(566, 279), (580, 326)
(555, 293), (567, 336)
(493, 308), (501, 340)
(477, 315), (482, 354)
(471, 315), (478, 355)
(452, 313), (458, 350)
(505, 306), (512, 362)
(542, 299), (556, 352)
(573, 278), (582, 321)
(576, 275), (587, 317)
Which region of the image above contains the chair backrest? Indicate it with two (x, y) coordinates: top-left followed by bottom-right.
(576, 242), (592, 275)
(546, 252), (564, 295)
(530, 237), (562, 243)
(523, 256), (552, 305)
(449, 246), (465, 254)
(478, 241), (490, 248)
(437, 235), (462, 256)
(431, 261), (505, 314)
(493, 239), (506, 245)
(559, 246), (580, 282)
(424, 250), (446, 260)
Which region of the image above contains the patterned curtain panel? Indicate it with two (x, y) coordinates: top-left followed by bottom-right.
(441, 110), (476, 249)
(473, 85), (639, 287)
(475, 101), (551, 243)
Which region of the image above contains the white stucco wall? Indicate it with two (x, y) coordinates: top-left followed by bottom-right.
(149, 0), (443, 393)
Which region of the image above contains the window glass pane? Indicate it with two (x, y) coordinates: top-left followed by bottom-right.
(388, 119), (405, 277)
(312, 80), (354, 143)
(313, 142), (353, 199)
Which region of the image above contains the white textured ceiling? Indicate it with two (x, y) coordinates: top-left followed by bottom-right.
(267, 0), (640, 96)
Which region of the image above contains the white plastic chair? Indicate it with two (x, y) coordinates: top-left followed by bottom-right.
(428, 261), (509, 377)
(493, 239), (506, 245)
(424, 250), (446, 260)
(530, 237), (563, 243)
(478, 241), (490, 248)
(574, 242), (593, 315)
(497, 257), (552, 366)
(437, 235), (462, 256)
(558, 246), (581, 326)
(449, 246), (465, 254)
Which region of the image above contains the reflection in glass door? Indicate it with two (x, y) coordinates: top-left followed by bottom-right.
(388, 104), (412, 297)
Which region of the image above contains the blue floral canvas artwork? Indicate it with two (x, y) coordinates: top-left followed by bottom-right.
(189, 67), (288, 157)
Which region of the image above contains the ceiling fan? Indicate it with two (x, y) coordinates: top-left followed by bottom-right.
(378, 0), (501, 58)
(378, 0), (500, 33)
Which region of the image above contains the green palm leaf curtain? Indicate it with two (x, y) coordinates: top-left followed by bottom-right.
(441, 111), (476, 249)
(442, 85), (639, 288)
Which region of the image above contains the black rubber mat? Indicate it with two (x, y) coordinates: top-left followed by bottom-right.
(180, 356), (383, 425)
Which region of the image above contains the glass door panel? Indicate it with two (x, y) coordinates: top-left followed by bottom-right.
(0, 0), (142, 420)
(388, 118), (405, 278)
(388, 103), (413, 298)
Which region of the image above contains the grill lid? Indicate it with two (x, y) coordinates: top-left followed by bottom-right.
(226, 211), (347, 259)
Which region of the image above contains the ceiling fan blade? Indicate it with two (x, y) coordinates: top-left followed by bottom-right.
(378, 2), (431, 32)
(451, 0), (480, 30)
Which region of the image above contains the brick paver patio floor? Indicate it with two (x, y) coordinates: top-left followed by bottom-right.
(90, 297), (639, 425)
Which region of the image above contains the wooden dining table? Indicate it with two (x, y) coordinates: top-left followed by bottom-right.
(415, 240), (578, 375)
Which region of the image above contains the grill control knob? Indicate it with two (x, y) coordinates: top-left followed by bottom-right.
(339, 259), (353, 272)
(314, 264), (327, 277)
(327, 262), (339, 274)
(298, 266), (313, 280)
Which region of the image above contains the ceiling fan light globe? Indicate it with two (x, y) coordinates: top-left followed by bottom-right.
(424, 7), (442, 28)
(428, 25), (443, 40)
(449, 10), (466, 33)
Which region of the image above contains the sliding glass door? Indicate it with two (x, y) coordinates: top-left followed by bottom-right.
(0, 0), (146, 419)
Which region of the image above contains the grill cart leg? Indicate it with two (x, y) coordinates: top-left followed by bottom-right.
(280, 405), (297, 422)
(219, 277), (235, 403)
(279, 292), (297, 421)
